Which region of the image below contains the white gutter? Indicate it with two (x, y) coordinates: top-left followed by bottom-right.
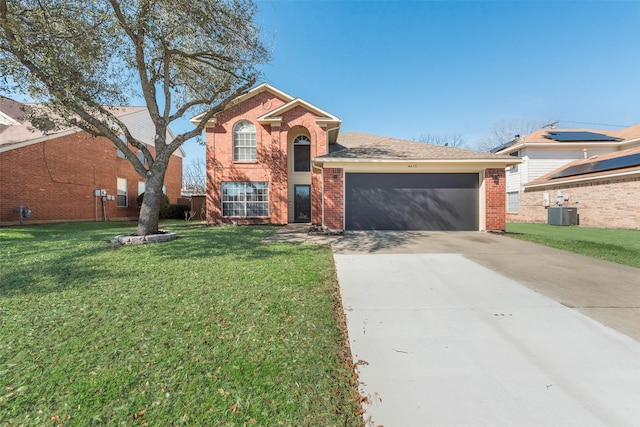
(314, 157), (521, 165)
(525, 168), (640, 189)
(496, 140), (633, 155)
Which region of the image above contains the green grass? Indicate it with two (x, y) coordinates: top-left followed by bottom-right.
(506, 223), (640, 268)
(0, 222), (361, 426)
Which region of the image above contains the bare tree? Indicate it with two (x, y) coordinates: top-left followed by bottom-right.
(182, 158), (207, 196)
(414, 133), (466, 148)
(476, 118), (554, 152)
(0, 0), (269, 235)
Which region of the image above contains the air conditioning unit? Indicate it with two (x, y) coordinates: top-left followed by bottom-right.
(548, 207), (578, 226)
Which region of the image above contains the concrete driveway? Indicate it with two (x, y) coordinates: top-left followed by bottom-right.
(332, 232), (640, 427)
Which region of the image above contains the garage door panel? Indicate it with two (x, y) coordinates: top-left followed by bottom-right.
(345, 173), (479, 231)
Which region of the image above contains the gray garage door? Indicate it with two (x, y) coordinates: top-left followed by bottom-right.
(345, 173), (479, 231)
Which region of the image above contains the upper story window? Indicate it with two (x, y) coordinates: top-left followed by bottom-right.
(509, 151), (519, 173)
(293, 135), (311, 172)
(233, 120), (256, 162)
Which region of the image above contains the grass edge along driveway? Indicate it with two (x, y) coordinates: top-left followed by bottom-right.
(0, 222), (362, 426)
(505, 223), (640, 269)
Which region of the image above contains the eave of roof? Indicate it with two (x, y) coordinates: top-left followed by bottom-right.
(494, 125), (640, 155)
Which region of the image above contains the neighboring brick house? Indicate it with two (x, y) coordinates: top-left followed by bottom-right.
(0, 97), (184, 225)
(492, 124), (640, 224)
(516, 145), (640, 229)
(193, 83), (517, 231)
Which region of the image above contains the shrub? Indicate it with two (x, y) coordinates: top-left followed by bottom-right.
(161, 204), (191, 219)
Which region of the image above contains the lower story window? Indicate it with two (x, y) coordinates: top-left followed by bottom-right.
(507, 191), (519, 213)
(222, 182), (269, 217)
(117, 177), (128, 207)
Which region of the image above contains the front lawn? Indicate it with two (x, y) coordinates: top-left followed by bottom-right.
(505, 223), (640, 268)
(0, 222), (361, 426)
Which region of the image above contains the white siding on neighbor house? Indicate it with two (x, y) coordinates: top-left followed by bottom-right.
(119, 110), (183, 158)
(523, 147), (616, 183)
(506, 168), (522, 192)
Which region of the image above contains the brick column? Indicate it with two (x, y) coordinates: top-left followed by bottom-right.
(322, 168), (344, 231)
(485, 168), (506, 231)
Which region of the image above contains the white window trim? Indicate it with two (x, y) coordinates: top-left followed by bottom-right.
(293, 135), (311, 173)
(232, 120), (257, 162)
(117, 177), (128, 207)
(221, 182), (269, 218)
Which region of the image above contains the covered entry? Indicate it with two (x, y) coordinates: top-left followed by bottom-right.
(345, 173), (479, 230)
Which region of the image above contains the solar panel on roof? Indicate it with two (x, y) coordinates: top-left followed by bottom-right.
(550, 152), (640, 179)
(543, 131), (622, 142)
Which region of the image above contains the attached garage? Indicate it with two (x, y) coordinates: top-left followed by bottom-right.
(345, 173), (479, 230)
(314, 132), (519, 232)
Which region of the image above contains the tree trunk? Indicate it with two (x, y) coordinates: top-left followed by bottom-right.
(137, 167), (167, 235)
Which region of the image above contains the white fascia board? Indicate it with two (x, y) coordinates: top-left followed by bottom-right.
(189, 112), (216, 127)
(497, 141), (626, 155)
(316, 117), (342, 126)
(0, 111), (17, 126)
(313, 157), (520, 168)
(256, 115), (282, 126)
(525, 169), (640, 189)
(620, 137), (640, 146)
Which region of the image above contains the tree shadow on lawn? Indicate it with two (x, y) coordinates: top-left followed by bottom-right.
(0, 223), (139, 297)
(0, 244), (133, 297)
(153, 224), (319, 261)
(0, 224), (318, 297)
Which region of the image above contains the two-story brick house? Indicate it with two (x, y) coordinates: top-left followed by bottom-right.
(0, 97), (183, 225)
(492, 124), (640, 227)
(194, 84), (518, 231)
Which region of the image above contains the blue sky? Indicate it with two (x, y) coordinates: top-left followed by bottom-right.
(173, 1), (640, 160)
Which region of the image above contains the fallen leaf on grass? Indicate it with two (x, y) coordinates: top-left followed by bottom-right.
(230, 404), (237, 413)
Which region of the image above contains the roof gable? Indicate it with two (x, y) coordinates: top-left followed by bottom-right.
(189, 83), (296, 126)
(256, 98), (341, 126)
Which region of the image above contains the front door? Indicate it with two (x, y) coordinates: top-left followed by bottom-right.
(294, 185), (311, 222)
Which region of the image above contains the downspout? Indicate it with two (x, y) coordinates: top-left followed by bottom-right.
(312, 161), (324, 228)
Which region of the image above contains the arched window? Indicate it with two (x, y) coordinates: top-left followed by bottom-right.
(233, 120), (256, 161)
(293, 135), (311, 172)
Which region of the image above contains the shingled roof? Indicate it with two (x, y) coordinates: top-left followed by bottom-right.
(0, 99), (147, 149)
(322, 132), (516, 162)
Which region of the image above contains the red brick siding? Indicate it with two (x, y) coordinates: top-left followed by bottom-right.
(0, 132), (182, 225)
(485, 168), (506, 231)
(511, 176), (640, 229)
(205, 92), (328, 225)
(322, 168), (344, 230)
